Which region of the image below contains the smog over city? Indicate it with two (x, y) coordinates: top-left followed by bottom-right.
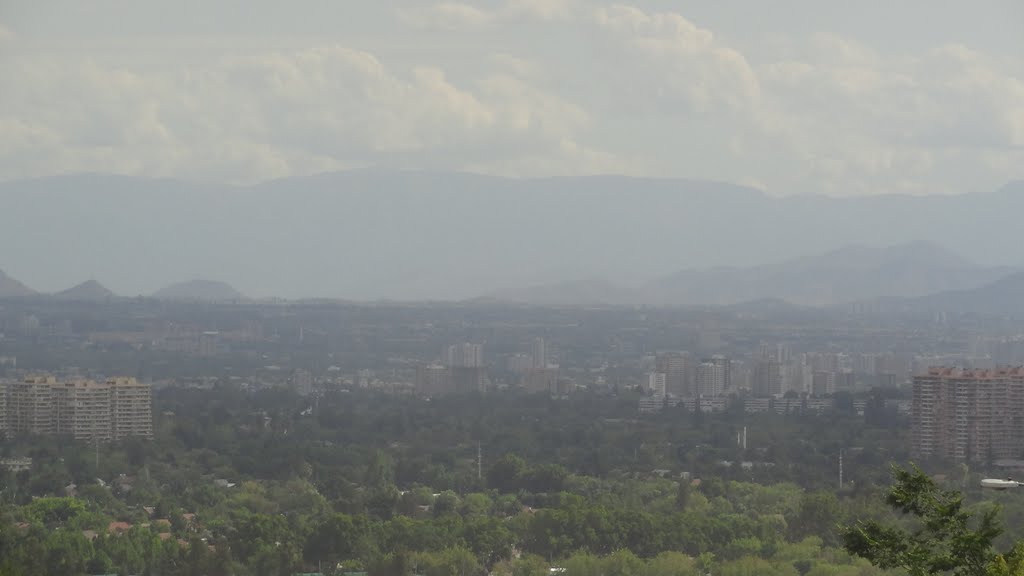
(1, 2), (1023, 575)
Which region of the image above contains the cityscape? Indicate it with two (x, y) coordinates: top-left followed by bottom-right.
(2, 0), (1023, 575)
(1, 292), (1023, 465)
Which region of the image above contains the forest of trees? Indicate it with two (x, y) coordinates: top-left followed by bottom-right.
(0, 386), (1020, 575)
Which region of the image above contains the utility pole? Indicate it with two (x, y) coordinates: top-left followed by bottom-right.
(477, 442), (482, 482)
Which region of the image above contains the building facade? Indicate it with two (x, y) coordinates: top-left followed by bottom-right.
(5, 375), (151, 440)
(446, 343), (483, 368)
(646, 372), (667, 397)
(8, 376), (57, 435)
(912, 367), (1024, 462)
(655, 352), (690, 397)
(109, 377), (153, 439)
(696, 361), (725, 397)
(53, 379), (113, 440)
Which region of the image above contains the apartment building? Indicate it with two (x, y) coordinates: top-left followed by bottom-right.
(912, 367), (1024, 462)
(5, 375), (151, 440)
(8, 376), (57, 435)
(53, 379), (113, 440)
(109, 377), (153, 439)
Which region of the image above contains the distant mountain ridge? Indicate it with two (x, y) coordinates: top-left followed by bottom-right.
(1, 171), (1023, 300)
(641, 241), (1011, 307)
(487, 242), (1016, 307)
(896, 271), (1024, 315)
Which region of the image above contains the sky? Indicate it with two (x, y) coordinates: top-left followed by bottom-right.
(1, 0), (1022, 197)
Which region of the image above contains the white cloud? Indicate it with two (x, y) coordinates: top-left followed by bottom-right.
(0, 42), (604, 183)
(505, 0), (578, 21)
(399, 0), (578, 30)
(592, 5), (761, 113)
(0, 1), (1021, 195)
(397, 3), (495, 30)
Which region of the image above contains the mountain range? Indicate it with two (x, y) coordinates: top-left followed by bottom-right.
(0, 275), (245, 302)
(489, 242), (1015, 307)
(1, 171), (1022, 301)
(3, 239), (1019, 311)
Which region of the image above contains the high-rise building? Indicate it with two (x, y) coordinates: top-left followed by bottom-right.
(912, 367), (1024, 462)
(109, 378), (153, 439)
(8, 376), (57, 435)
(696, 362), (725, 397)
(524, 368), (559, 395)
(507, 354), (534, 374)
(446, 343), (483, 368)
(656, 352), (690, 396)
(532, 337), (547, 369)
(647, 372), (667, 397)
(16, 376), (152, 440)
(707, 355), (731, 391)
(753, 359), (782, 397)
(415, 364), (450, 396)
(53, 379), (113, 440)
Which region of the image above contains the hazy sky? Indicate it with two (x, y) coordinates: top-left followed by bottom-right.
(2, 0), (1022, 196)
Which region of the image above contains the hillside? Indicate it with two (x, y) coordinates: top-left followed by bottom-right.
(641, 241), (1011, 307)
(905, 271), (1024, 315)
(0, 269), (36, 298)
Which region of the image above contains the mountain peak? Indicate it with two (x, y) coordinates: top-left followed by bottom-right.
(56, 279), (116, 300)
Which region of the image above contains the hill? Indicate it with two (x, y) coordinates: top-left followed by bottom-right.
(641, 241), (1011, 307)
(0, 269), (36, 298)
(55, 279), (116, 301)
(0, 172), (1022, 300)
(152, 279), (244, 301)
(905, 271), (1024, 315)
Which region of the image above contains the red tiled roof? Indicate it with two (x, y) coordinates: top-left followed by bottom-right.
(108, 521), (132, 534)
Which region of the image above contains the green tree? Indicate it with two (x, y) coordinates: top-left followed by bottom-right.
(511, 554), (549, 576)
(790, 491), (842, 546)
(989, 543), (1024, 576)
(842, 464), (1003, 576)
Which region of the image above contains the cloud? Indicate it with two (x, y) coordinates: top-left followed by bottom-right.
(505, 0), (578, 21)
(1, 1), (1021, 196)
(397, 3), (495, 30)
(0, 43), (604, 183)
(591, 5), (761, 113)
(399, 0), (578, 30)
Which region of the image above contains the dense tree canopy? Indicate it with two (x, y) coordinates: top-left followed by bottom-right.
(0, 386), (1019, 575)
